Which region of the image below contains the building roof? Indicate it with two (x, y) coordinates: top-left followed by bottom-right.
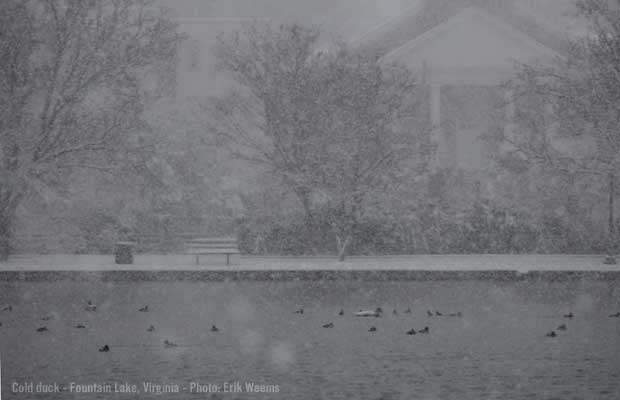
(378, 6), (565, 85)
(352, 0), (569, 57)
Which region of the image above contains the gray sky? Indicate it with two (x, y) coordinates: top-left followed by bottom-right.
(163, 0), (583, 98)
(161, 0), (581, 39)
(163, 0), (416, 18)
(161, 0), (419, 38)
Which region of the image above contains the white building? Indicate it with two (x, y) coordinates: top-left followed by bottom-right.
(354, 0), (568, 170)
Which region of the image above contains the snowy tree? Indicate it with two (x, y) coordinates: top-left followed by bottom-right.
(310, 47), (431, 260)
(0, 0), (184, 260)
(207, 22), (431, 259)
(490, 0), (620, 260)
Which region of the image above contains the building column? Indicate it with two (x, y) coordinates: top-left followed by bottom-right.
(430, 84), (442, 167)
(431, 84), (457, 168)
(504, 88), (515, 140)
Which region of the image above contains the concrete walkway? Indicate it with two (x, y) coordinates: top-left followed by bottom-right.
(0, 254), (617, 272)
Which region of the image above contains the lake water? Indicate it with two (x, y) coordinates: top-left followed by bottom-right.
(1, 279), (619, 399)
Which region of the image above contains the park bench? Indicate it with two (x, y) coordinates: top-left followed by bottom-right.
(184, 237), (239, 266)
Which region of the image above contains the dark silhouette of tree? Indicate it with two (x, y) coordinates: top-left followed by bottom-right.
(0, 0), (184, 260)
(490, 0), (620, 262)
(208, 22), (431, 260)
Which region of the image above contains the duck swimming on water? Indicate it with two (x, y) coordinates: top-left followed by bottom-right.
(427, 310), (433, 317)
(36, 326), (48, 332)
(354, 308), (383, 317)
(609, 312), (620, 318)
(563, 312), (574, 319)
(294, 308), (304, 315)
(75, 324), (86, 329)
(419, 326), (429, 334)
(368, 326), (377, 332)
(322, 322), (334, 328)
(546, 331), (557, 338)
(139, 305), (149, 312)
(557, 324), (567, 331)
(85, 301), (96, 312)
(211, 325), (219, 332)
(98, 345), (110, 352)
(406, 329), (416, 335)
(338, 309), (344, 316)
(164, 340), (178, 348)
(404, 308), (412, 314)
(147, 325), (155, 332)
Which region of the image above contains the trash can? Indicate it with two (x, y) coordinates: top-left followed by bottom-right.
(115, 241), (135, 264)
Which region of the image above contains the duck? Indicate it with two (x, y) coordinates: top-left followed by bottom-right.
(294, 308), (304, 315)
(138, 305), (149, 312)
(85, 301), (96, 312)
(404, 308), (412, 314)
(147, 325), (155, 332)
(546, 331), (557, 338)
(36, 326), (48, 332)
(609, 312), (620, 318)
(98, 345), (110, 352)
(406, 328), (417, 335)
(75, 324), (86, 329)
(354, 308), (383, 317)
(435, 311), (443, 316)
(449, 312), (463, 317)
(393, 309), (398, 315)
(368, 326), (377, 332)
(427, 310), (434, 317)
(211, 325), (219, 332)
(163, 340), (178, 348)
(2, 305), (12, 312)
(322, 322), (334, 328)
(563, 312), (574, 319)
(338, 309), (344, 316)
(557, 324), (567, 331)
(41, 315), (53, 321)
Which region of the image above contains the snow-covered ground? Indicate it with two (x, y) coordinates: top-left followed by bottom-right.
(0, 254), (617, 272)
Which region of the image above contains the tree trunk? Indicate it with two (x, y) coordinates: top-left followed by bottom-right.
(296, 188), (319, 255)
(1, 142), (23, 262)
(607, 172), (616, 263)
(0, 209), (12, 262)
(336, 235), (350, 262)
(303, 213), (319, 255)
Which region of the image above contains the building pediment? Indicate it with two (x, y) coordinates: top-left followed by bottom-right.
(381, 6), (563, 85)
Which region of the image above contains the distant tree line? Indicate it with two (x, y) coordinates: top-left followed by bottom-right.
(234, 169), (612, 256)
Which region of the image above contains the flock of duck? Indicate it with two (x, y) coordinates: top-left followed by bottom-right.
(543, 311), (620, 338)
(2, 302), (620, 351)
(544, 312), (575, 338)
(0, 300), (194, 352)
(303, 306), (458, 334)
(304, 306), (619, 339)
